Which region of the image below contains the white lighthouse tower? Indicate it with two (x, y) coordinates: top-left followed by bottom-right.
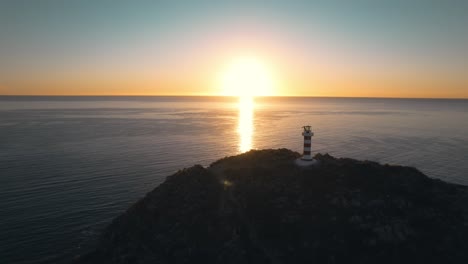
(301, 125), (314, 160)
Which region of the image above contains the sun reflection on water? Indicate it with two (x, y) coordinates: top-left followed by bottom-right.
(237, 96), (254, 152)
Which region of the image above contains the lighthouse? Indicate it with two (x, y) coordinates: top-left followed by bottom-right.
(301, 125), (314, 160)
(295, 125), (317, 166)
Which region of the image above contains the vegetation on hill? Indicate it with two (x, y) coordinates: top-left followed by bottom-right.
(76, 149), (468, 264)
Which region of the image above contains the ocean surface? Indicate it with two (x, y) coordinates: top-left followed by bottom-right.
(1, 96), (468, 263)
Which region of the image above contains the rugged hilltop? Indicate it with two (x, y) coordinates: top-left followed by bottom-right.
(76, 149), (468, 264)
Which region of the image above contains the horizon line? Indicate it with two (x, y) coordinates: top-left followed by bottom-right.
(0, 94), (467, 100)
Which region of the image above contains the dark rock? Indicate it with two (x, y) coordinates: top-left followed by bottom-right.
(76, 149), (468, 264)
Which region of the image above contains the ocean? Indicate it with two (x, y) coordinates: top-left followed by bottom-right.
(1, 96), (467, 263)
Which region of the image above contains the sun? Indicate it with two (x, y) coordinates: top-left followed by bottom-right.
(219, 56), (275, 97)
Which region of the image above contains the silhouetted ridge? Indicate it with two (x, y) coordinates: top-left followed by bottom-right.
(76, 149), (468, 264)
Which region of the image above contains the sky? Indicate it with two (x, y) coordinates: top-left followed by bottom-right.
(0, 0), (467, 98)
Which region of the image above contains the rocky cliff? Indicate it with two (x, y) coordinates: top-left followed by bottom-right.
(76, 149), (468, 264)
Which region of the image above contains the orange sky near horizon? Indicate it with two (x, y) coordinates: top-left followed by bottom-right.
(2, 62), (467, 98)
(2, 40), (466, 98)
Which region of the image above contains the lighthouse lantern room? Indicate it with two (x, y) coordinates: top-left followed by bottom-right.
(301, 125), (314, 160)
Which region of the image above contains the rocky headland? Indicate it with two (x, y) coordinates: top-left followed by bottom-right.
(76, 149), (468, 264)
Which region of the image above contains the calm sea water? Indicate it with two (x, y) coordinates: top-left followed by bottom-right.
(1, 96), (468, 263)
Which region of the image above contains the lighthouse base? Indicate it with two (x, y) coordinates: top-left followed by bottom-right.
(295, 158), (318, 167)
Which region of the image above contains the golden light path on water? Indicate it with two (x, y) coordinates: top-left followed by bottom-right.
(237, 96), (254, 152)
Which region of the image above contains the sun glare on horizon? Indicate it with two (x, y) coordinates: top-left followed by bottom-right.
(219, 56), (275, 97)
